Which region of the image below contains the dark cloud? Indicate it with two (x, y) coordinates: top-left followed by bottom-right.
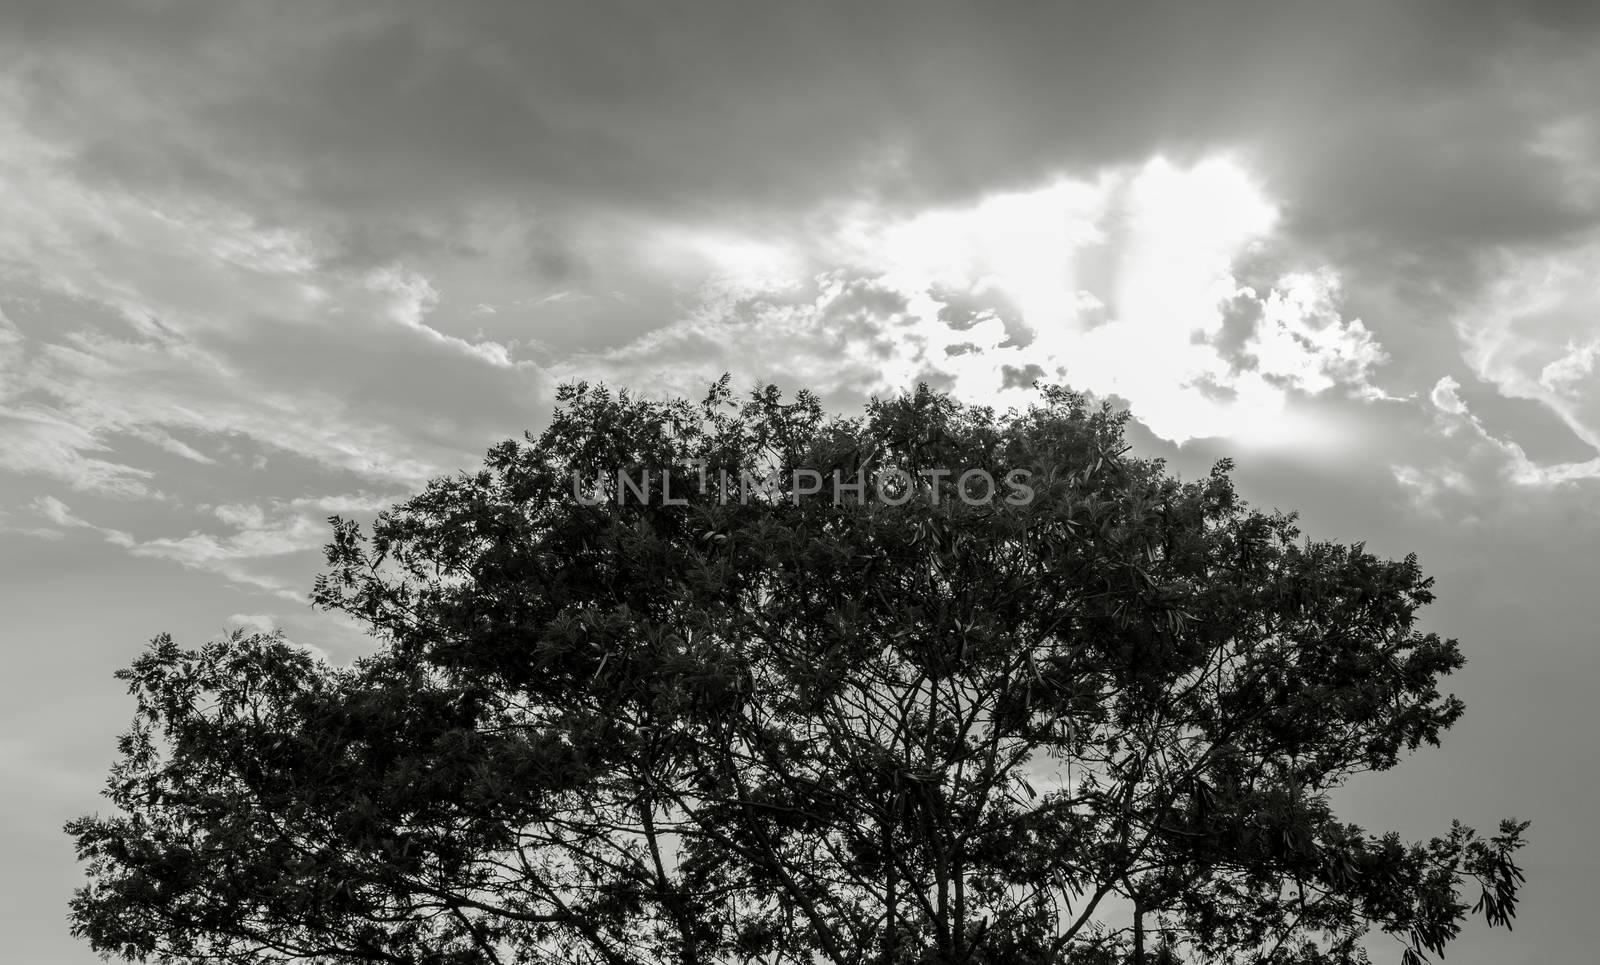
(6, 1), (1597, 236)
(999, 362), (1046, 390)
(7, 1), (1594, 422)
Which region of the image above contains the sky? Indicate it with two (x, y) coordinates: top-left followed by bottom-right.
(1, 1), (1597, 961)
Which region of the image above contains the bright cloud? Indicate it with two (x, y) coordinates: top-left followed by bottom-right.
(1457, 239), (1600, 470)
(577, 157), (1389, 448)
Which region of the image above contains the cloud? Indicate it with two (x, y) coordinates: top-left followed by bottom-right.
(1242, 271), (1388, 396)
(0, 405), (158, 497)
(122, 494), (398, 600)
(25, 492), (133, 546)
(568, 158), (1391, 449)
(2, 2), (1593, 254)
(0, 0), (1592, 646)
(2, 0), (1595, 505)
(1455, 236), (1600, 470)
(1540, 339), (1600, 396)
(1431, 376), (1470, 417)
(1391, 463), (1475, 516)
(0, 110), (553, 504)
(1390, 371), (1600, 509)
(18, 491), (392, 600)
(31, 494), (87, 528)
(224, 613), (336, 664)
(226, 613), (280, 635)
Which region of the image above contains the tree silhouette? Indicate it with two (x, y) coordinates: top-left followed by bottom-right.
(68, 381), (1527, 965)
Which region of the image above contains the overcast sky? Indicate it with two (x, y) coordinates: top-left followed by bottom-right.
(2, 2), (1598, 961)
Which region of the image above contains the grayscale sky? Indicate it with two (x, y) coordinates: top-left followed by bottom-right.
(2, 2), (1597, 961)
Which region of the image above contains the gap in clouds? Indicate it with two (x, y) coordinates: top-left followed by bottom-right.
(564, 155), (1391, 452)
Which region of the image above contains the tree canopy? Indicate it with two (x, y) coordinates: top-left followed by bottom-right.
(69, 380), (1527, 965)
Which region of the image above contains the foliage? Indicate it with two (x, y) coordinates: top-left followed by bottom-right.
(68, 380), (1528, 965)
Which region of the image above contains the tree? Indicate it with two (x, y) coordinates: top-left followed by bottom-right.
(69, 380), (1527, 965)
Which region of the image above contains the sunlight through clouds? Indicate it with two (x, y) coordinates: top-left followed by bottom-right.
(585, 156), (1390, 449)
